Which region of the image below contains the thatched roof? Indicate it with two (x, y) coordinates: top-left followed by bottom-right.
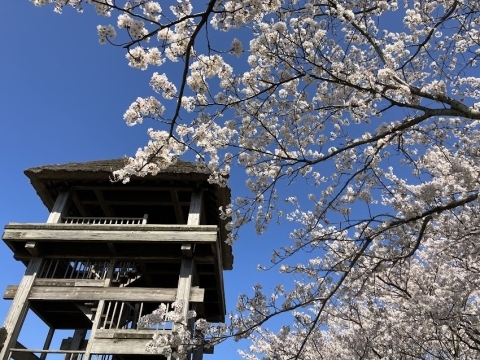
(23, 158), (233, 269)
(25, 158), (211, 180)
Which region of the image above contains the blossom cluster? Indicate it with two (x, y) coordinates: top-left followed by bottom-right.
(33, 0), (480, 358)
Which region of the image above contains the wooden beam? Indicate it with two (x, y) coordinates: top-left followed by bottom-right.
(24, 242), (40, 257)
(181, 244), (193, 258)
(34, 279), (105, 287)
(93, 189), (114, 217)
(6, 223), (217, 232)
(13, 254), (216, 264)
(47, 191), (70, 224)
(138, 263), (152, 286)
(175, 258), (194, 356)
(74, 185), (195, 192)
(0, 258), (42, 360)
(4, 286), (204, 303)
(171, 190), (185, 224)
(4, 227), (218, 244)
(214, 239), (227, 319)
(71, 192), (89, 217)
(80, 200), (190, 206)
(39, 327), (54, 360)
(95, 329), (169, 339)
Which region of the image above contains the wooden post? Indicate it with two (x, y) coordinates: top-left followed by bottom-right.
(83, 261), (115, 360)
(47, 191), (70, 224)
(175, 257), (194, 360)
(0, 258), (42, 360)
(187, 190), (203, 226)
(40, 327), (54, 360)
(64, 329), (86, 360)
(174, 190), (203, 359)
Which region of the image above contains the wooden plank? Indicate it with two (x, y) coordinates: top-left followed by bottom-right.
(47, 191), (70, 224)
(3, 228), (217, 244)
(5, 286), (204, 303)
(13, 254), (216, 263)
(0, 258), (42, 360)
(6, 223), (217, 232)
(89, 338), (162, 354)
(95, 329), (168, 339)
(34, 279), (105, 287)
(3, 285), (18, 300)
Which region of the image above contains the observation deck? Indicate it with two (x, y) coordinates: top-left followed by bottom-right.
(1, 159), (233, 360)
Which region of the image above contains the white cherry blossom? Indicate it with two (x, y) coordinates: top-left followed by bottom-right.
(32, 0), (480, 358)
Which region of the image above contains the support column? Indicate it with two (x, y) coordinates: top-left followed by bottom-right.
(64, 329), (86, 360)
(40, 327), (54, 360)
(0, 258), (43, 360)
(84, 261), (115, 360)
(174, 190), (203, 359)
(47, 190), (70, 224)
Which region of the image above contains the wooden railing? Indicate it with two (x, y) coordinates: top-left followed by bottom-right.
(38, 259), (110, 280)
(99, 301), (173, 330)
(63, 214), (148, 225)
(37, 260), (141, 287)
(8, 348), (89, 360)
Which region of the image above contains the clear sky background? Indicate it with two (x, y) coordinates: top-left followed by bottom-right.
(0, 1), (297, 358)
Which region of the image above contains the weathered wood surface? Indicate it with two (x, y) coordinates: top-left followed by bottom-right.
(24, 242), (40, 257)
(95, 329), (167, 339)
(4, 285), (204, 303)
(0, 258), (42, 360)
(90, 335), (214, 355)
(46, 191), (70, 224)
(187, 190), (203, 226)
(89, 338), (157, 354)
(34, 279), (105, 287)
(84, 260), (115, 360)
(5, 223), (217, 232)
(4, 224), (218, 243)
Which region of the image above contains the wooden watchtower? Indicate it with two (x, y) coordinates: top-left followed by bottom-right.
(0, 159), (233, 360)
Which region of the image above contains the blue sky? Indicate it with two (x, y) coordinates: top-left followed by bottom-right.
(0, 1), (296, 357)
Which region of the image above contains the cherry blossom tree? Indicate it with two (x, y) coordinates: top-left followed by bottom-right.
(32, 0), (480, 358)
